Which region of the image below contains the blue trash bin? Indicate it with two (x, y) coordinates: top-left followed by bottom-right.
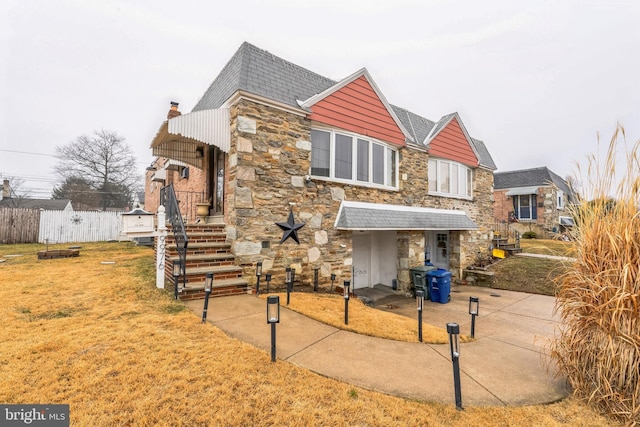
(427, 269), (452, 304)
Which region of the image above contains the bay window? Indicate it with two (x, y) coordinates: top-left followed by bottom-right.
(310, 128), (398, 189)
(428, 158), (473, 199)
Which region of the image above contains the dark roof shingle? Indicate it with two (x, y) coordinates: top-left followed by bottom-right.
(494, 167), (572, 194)
(194, 42), (496, 170)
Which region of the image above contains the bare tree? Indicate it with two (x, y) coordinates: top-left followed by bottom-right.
(565, 174), (581, 201)
(54, 130), (140, 210)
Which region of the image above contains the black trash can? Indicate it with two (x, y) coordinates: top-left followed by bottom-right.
(410, 265), (436, 300)
(427, 268), (452, 304)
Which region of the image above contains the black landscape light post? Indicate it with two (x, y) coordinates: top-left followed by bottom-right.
(291, 268), (296, 289)
(447, 322), (463, 410)
(313, 267), (319, 292)
(286, 267), (292, 305)
(255, 261), (263, 295)
(267, 296), (280, 362)
(468, 297), (479, 338)
(265, 273), (272, 293)
(416, 290), (424, 342)
(172, 259), (182, 300)
(330, 273), (336, 291)
(344, 280), (351, 325)
(202, 272), (213, 323)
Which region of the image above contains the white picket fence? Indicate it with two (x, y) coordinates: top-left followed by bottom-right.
(38, 210), (124, 243)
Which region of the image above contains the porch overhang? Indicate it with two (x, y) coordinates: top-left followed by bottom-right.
(505, 186), (539, 196)
(150, 108), (230, 168)
(334, 201), (478, 231)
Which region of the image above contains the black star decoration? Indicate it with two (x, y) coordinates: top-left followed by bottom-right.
(276, 207), (305, 244)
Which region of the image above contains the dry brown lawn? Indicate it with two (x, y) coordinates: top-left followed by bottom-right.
(259, 293), (470, 344)
(0, 242), (619, 426)
(519, 239), (576, 257)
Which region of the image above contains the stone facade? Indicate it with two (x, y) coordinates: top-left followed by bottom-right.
(224, 99), (494, 290)
(145, 98), (495, 292)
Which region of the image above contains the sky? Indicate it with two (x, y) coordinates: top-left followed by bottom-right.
(1, 0), (639, 199)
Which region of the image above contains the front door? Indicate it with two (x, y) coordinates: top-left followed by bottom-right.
(427, 231), (449, 270)
(208, 146), (225, 214)
(352, 232), (371, 289)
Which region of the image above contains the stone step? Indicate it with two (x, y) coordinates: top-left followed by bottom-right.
(185, 265), (243, 276)
(178, 277), (248, 291)
(167, 241), (232, 252)
(168, 253), (235, 262)
(168, 253), (236, 270)
(178, 278), (248, 300)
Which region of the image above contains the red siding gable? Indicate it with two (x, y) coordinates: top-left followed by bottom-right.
(307, 76), (406, 146)
(428, 118), (478, 167)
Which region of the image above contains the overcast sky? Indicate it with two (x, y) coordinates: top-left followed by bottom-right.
(1, 0), (639, 198)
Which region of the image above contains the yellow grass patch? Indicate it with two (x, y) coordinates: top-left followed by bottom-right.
(260, 292), (469, 344)
(519, 239), (576, 258)
(0, 242), (618, 425)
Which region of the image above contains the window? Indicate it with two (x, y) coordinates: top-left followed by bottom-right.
(335, 133), (353, 179)
(428, 159), (473, 199)
(557, 191), (564, 209)
(513, 194), (538, 221)
(310, 129), (330, 177)
(310, 128), (398, 189)
(357, 138), (369, 182)
(372, 144), (384, 184)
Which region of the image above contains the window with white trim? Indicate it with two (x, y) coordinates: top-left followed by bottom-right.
(310, 129), (398, 189)
(428, 158), (473, 199)
(557, 190), (564, 209)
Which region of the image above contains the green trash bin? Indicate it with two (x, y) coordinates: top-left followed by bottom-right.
(410, 264), (436, 300)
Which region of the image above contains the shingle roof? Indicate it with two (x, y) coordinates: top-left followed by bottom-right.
(471, 138), (497, 170)
(494, 167), (572, 194)
(391, 105), (435, 146)
(334, 201), (478, 230)
(0, 198), (72, 210)
(193, 42), (335, 111)
(194, 42), (496, 170)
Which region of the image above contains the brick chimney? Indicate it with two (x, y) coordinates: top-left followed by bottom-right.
(167, 101), (181, 119)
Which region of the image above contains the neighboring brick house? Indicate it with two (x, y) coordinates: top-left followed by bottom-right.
(146, 42), (497, 292)
(493, 167), (575, 235)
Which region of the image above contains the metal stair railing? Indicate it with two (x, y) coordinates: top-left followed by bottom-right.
(493, 220), (521, 250)
(160, 184), (189, 293)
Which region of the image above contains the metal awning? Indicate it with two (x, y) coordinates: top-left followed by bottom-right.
(334, 201), (478, 231)
(505, 186), (539, 196)
(150, 109), (230, 168)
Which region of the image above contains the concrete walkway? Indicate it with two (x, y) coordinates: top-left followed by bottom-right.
(184, 285), (570, 407)
(515, 252), (576, 262)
